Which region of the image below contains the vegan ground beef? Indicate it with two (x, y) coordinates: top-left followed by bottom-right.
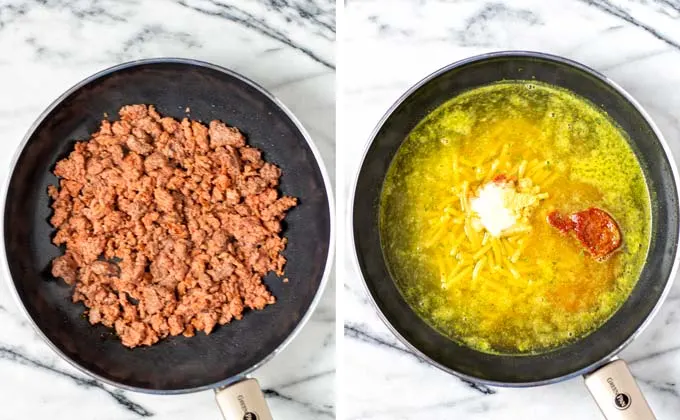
(49, 104), (297, 348)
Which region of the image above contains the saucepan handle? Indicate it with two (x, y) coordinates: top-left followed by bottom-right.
(583, 359), (655, 420)
(215, 378), (274, 420)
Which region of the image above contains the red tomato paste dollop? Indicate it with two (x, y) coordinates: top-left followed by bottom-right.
(547, 208), (622, 260)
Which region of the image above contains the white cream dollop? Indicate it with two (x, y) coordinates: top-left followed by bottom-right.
(470, 183), (516, 237)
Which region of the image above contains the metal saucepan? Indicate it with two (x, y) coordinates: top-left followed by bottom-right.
(2, 58), (334, 419)
(352, 51), (680, 420)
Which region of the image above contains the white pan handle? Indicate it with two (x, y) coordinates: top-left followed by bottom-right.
(215, 378), (274, 420)
(584, 359), (655, 420)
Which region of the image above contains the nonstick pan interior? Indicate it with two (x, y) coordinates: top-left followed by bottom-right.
(3, 59), (332, 392)
(353, 52), (679, 385)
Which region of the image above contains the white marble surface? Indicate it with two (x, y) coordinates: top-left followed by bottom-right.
(340, 0), (680, 419)
(0, 0), (335, 419)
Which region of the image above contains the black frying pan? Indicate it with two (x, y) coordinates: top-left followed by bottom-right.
(352, 51), (680, 419)
(1, 58), (333, 418)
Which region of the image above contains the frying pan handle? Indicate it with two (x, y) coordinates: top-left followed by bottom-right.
(584, 359), (655, 420)
(215, 378), (274, 420)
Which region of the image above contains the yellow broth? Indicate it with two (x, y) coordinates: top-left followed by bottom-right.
(379, 81), (651, 354)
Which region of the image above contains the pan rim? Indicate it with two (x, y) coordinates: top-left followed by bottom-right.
(349, 49), (680, 388)
(0, 57), (335, 395)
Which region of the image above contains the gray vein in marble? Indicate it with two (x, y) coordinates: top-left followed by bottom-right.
(176, 0), (335, 69)
(578, 0), (680, 50)
(366, 14), (413, 37)
(307, 309), (335, 323)
(0, 3), (29, 29)
(637, 378), (679, 397)
(345, 322), (416, 359)
(273, 0), (335, 36)
(60, 0), (128, 23)
(119, 24), (202, 56)
(24, 36), (71, 60)
(0, 303), (31, 329)
(627, 344), (680, 364)
(457, 2), (542, 46)
(0, 345), (152, 417)
(0, 0), (128, 28)
(359, 2), (543, 46)
(563, 24), (627, 55)
(605, 24), (626, 32)
(344, 283), (371, 306)
(268, 69), (330, 90)
(646, 0), (680, 18)
(345, 322), (496, 395)
(597, 48), (671, 71)
(274, 369), (334, 390)
(263, 388), (334, 418)
(459, 378), (497, 395)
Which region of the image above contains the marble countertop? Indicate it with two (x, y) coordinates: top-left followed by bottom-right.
(340, 0), (680, 419)
(0, 0), (335, 419)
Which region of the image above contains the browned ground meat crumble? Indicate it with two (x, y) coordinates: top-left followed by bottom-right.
(49, 104), (297, 348)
